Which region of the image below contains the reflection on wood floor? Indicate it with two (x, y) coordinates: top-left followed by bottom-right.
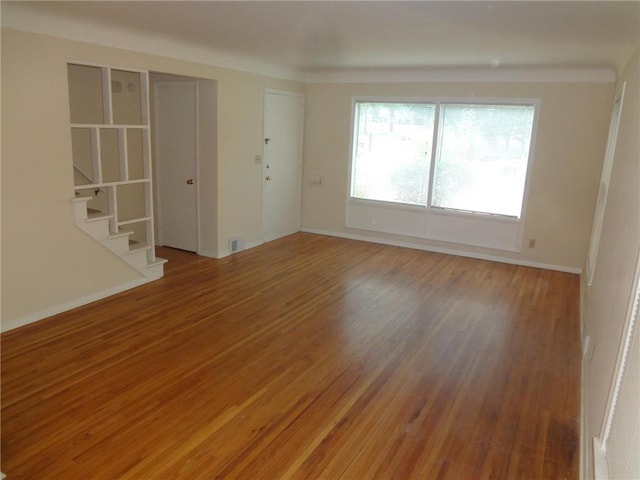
(1, 232), (580, 479)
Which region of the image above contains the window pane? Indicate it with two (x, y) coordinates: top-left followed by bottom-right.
(352, 102), (435, 206)
(432, 104), (535, 217)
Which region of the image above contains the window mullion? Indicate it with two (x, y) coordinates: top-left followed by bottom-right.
(426, 102), (442, 209)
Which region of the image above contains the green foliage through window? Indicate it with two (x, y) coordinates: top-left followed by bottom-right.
(351, 100), (536, 218)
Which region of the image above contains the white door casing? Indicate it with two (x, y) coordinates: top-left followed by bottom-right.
(262, 90), (304, 243)
(587, 82), (626, 285)
(154, 81), (198, 252)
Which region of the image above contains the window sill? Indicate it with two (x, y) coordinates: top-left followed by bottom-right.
(428, 206), (520, 224)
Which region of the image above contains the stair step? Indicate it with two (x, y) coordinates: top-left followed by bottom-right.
(145, 257), (168, 268)
(143, 257), (168, 280)
(71, 197), (166, 281)
(108, 231), (134, 240)
(86, 212), (113, 222)
(126, 247), (154, 269)
(128, 244), (153, 255)
(72, 197), (93, 223)
(79, 216), (111, 237)
(103, 231), (133, 255)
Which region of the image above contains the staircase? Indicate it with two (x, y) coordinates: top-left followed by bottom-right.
(72, 196), (167, 280)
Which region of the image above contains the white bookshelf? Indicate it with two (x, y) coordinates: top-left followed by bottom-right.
(69, 62), (156, 255)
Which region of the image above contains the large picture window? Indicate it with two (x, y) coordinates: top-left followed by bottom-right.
(351, 100), (537, 219)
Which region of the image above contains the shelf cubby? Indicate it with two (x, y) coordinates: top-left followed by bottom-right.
(69, 62), (156, 262)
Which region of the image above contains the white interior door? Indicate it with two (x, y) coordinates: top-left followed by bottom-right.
(154, 81), (198, 252)
(262, 90), (304, 243)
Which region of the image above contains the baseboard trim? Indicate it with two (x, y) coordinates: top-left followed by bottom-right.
(579, 274), (590, 480)
(1, 278), (153, 333)
(301, 227), (582, 274)
(593, 437), (609, 479)
(2, 231), (579, 333)
(581, 337), (590, 480)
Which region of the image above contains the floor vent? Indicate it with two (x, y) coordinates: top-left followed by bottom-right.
(229, 236), (245, 254)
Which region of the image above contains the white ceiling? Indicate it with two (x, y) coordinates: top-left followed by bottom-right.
(3, 1), (640, 78)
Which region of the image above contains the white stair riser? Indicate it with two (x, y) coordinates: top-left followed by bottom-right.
(144, 263), (165, 280)
(103, 236), (132, 255)
(79, 219), (111, 238)
(72, 199), (165, 279)
(127, 249), (152, 269)
(73, 198), (92, 223)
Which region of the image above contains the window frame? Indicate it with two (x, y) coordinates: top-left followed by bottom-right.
(350, 99), (438, 208)
(347, 96), (541, 251)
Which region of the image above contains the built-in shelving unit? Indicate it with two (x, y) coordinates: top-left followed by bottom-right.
(69, 62), (160, 269)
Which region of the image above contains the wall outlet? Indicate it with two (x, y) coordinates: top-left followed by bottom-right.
(254, 154), (261, 164)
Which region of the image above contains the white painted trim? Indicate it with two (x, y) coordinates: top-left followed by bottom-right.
(67, 59), (149, 75)
(578, 278), (588, 478)
(195, 82), (202, 256)
(586, 82), (627, 286)
(153, 83), (165, 246)
(305, 66), (616, 84)
(301, 227), (582, 274)
(593, 437), (610, 480)
(580, 273), (588, 353)
(580, 338), (589, 480)
(1, 278), (153, 333)
(599, 248), (640, 445)
(264, 88), (306, 99)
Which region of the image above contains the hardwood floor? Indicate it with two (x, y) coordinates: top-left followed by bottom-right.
(1, 233), (580, 479)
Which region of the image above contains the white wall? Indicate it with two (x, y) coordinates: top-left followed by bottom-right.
(582, 48), (640, 480)
(0, 27), (302, 328)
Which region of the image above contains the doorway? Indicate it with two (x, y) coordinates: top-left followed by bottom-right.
(150, 74), (217, 257)
(154, 81), (198, 252)
(262, 90), (305, 243)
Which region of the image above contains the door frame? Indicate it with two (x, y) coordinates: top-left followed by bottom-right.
(153, 80), (201, 252)
(261, 88), (305, 243)
(586, 81), (626, 286)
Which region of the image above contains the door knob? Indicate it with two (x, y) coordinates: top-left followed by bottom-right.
(265, 176), (272, 181)
(186, 179), (194, 185)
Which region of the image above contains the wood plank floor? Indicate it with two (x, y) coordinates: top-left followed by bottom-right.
(1, 233), (580, 479)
